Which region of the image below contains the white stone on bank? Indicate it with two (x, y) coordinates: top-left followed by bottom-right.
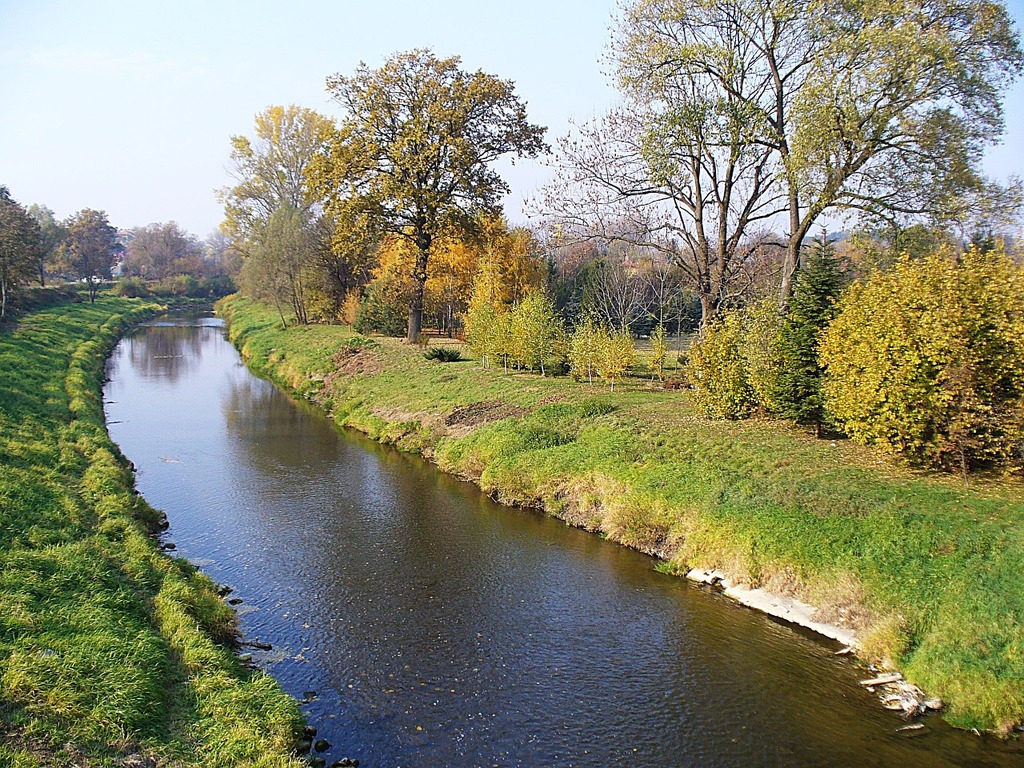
(684, 568), (945, 719)
(684, 567), (858, 648)
(722, 583), (860, 649)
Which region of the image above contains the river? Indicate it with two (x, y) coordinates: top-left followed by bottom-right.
(103, 314), (1022, 768)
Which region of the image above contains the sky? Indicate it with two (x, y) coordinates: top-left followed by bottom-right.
(1, 0), (1023, 238)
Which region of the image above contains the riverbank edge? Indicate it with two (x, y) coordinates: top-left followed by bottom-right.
(218, 298), (1019, 732)
(0, 298), (305, 767)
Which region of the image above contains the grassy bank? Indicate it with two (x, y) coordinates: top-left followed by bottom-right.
(0, 297), (303, 767)
(220, 294), (1024, 735)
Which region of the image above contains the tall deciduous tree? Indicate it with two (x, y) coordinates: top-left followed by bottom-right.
(26, 204), (66, 287)
(221, 105), (338, 324)
(239, 204), (315, 327)
(205, 229), (243, 278)
(219, 105), (336, 248)
(313, 211), (376, 322)
(581, 253), (650, 332)
(0, 187), (43, 317)
(539, 101), (783, 328)
(314, 49), (547, 342)
(614, 0), (1022, 303)
(460, 216), (543, 315)
(59, 209), (119, 302)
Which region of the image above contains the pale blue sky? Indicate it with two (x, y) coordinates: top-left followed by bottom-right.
(1, 0), (1022, 237)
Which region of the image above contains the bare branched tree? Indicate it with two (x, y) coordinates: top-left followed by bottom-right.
(537, 68), (787, 326)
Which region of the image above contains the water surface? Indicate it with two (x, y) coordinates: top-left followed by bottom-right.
(104, 315), (1022, 768)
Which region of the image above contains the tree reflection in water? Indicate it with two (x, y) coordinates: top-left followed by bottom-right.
(128, 322), (207, 383)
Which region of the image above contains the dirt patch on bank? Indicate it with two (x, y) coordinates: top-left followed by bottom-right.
(332, 346), (384, 376)
(444, 400), (527, 436)
(318, 347), (385, 405)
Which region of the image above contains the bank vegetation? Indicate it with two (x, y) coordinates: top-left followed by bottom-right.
(0, 297), (303, 767)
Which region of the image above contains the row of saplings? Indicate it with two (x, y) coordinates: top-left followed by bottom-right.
(461, 242), (1024, 477)
(463, 291), (648, 391)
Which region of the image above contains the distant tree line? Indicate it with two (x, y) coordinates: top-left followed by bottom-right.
(118, 222), (239, 299)
(0, 183), (240, 317)
(0, 188), (125, 313)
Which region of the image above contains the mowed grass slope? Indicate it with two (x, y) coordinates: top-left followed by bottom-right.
(0, 298), (303, 768)
(222, 295), (1024, 734)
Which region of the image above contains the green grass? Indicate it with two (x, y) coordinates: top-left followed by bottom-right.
(0, 296), (304, 767)
(221, 295), (1024, 734)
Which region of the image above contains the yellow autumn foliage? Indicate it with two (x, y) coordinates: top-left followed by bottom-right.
(819, 246), (1024, 473)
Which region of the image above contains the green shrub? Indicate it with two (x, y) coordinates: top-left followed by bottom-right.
(424, 346), (462, 362)
(686, 312), (755, 418)
(820, 246), (1024, 474)
(343, 334), (379, 351)
(154, 274), (201, 297)
(116, 276), (149, 298)
(740, 299), (785, 414)
(204, 275), (237, 298)
(685, 299), (792, 420)
(354, 282), (406, 337)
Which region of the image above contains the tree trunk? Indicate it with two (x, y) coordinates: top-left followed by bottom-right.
(780, 189), (802, 304)
(407, 244), (430, 343)
(407, 290), (424, 343)
(699, 293), (715, 329)
(780, 239), (802, 305)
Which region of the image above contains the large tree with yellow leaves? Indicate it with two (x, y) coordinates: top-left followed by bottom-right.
(313, 49), (547, 342)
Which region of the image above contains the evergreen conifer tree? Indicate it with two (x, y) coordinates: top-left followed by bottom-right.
(775, 236), (843, 436)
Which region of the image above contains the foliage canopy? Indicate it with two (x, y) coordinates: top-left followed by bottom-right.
(314, 49), (547, 341)
(58, 209), (120, 302)
(0, 186), (43, 317)
(820, 246), (1024, 474)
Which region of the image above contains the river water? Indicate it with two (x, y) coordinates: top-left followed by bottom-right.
(103, 315), (1022, 768)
